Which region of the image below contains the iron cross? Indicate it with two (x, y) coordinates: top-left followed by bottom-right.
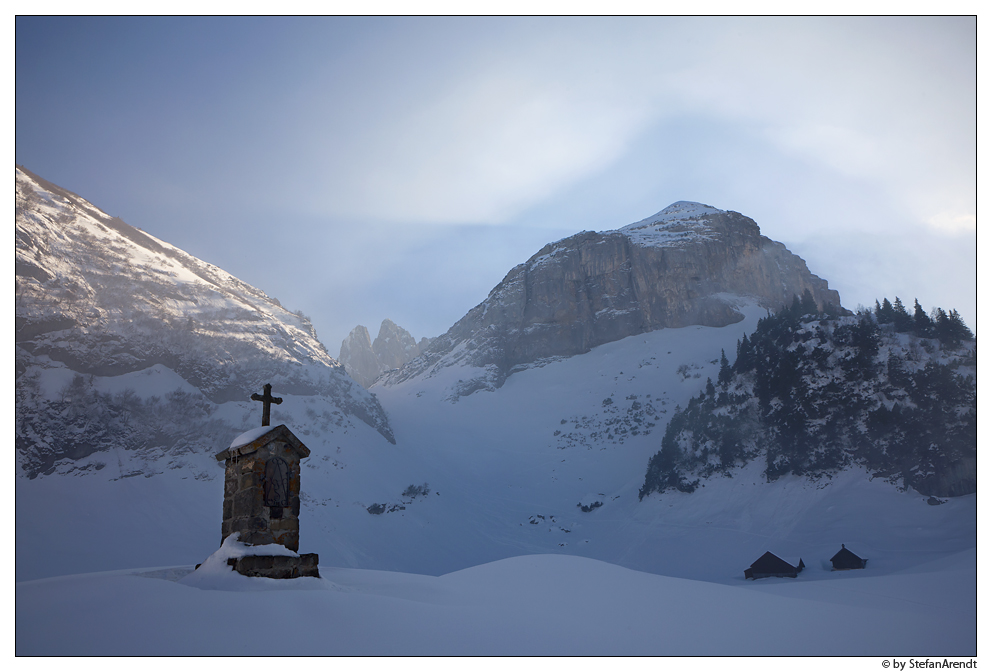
(251, 383), (283, 426)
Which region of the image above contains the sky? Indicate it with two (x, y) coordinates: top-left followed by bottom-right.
(15, 16), (978, 352)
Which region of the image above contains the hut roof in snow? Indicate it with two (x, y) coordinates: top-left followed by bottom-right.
(744, 551), (805, 579)
(830, 544), (868, 570)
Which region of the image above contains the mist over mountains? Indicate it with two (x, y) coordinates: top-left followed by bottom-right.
(338, 319), (431, 388)
(15, 167), (975, 609)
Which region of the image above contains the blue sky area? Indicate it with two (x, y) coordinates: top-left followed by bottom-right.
(15, 16), (977, 350)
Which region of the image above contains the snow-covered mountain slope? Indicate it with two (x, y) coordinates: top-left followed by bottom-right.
(16, 306), (977, 654)
(18, 299), (975, 593)
(15, 164), (394, 480)
(379, 201), (841, 399)
(16, 294), (975, 654)
(642, 301), (977, 499)
(357, 300), (974, 577)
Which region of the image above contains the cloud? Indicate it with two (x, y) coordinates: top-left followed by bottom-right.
(19, 17), (974, 239)
(285, 23), (661, 225)
(14, 16), (976, 350)
(328, 79), (649, 224)
(926, 212), (977, 235)
(272, 17), (975, 238)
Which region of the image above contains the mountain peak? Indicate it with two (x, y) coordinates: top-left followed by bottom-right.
(643, 201), (724, 222)
(339, 319), (430, 388)
(381, 204), (841, 398)
(620, 201), (728, 248)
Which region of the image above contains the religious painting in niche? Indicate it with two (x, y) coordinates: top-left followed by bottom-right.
(264, 457), (289, 516)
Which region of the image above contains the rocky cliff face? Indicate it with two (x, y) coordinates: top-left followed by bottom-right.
(374, 319), (423, 371)
(15, 165), (394, 477)
(339, 325), (382, 388)
(379, 202), (841, 397)
(339, 319), (429, 388)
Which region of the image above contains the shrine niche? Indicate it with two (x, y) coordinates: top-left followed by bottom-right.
(264, 457), (290, 515)
(215, 423), (310, 550)
(212, 384), (319, 579)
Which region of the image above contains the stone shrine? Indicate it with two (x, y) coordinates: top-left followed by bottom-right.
(213, 384), (319, 579)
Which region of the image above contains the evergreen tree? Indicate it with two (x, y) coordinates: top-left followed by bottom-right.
(886, 352), (911, 390)
(734, 334), (753, 373)
(932, 307), (952, 345)
(800, 288), (818, 317)
(639, 414), (699, 498)
(718, 349), (732, 386)
(782, 295), (801, 322)
(882, 297), (894, 320)
(875, 297), (894, 324)
(948, 309), (974, 342)
(892, 297), (912, 332)
(913, 299), (932, 337)
(822, 301), (841, 318)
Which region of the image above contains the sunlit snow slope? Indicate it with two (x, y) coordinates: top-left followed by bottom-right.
(15, 164), (393, 479)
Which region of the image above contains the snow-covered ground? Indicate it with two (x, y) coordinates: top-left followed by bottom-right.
(16, 548), (975, 656)
(15, 300), (977, 655)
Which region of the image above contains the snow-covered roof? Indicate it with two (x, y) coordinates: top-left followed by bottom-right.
(230, 425), (278, 449)
(747, 551), (804, 571)
(830, 545), (866, 562)
(216, 424), (310, 461)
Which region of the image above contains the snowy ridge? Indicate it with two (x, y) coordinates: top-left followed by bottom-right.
(620, 200), (725, 247)
(15, 165), (331, 374)
(15, 165), (395, 479)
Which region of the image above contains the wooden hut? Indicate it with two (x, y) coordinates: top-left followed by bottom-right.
(744, 551), (805, 579)
(830, 544), (868, 570)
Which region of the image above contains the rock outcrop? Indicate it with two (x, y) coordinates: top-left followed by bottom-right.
(373, 319), (423, 371)
(339, 325), (381, 388)
(339, 319), (429, 388)
(379, 202), (842, 397)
